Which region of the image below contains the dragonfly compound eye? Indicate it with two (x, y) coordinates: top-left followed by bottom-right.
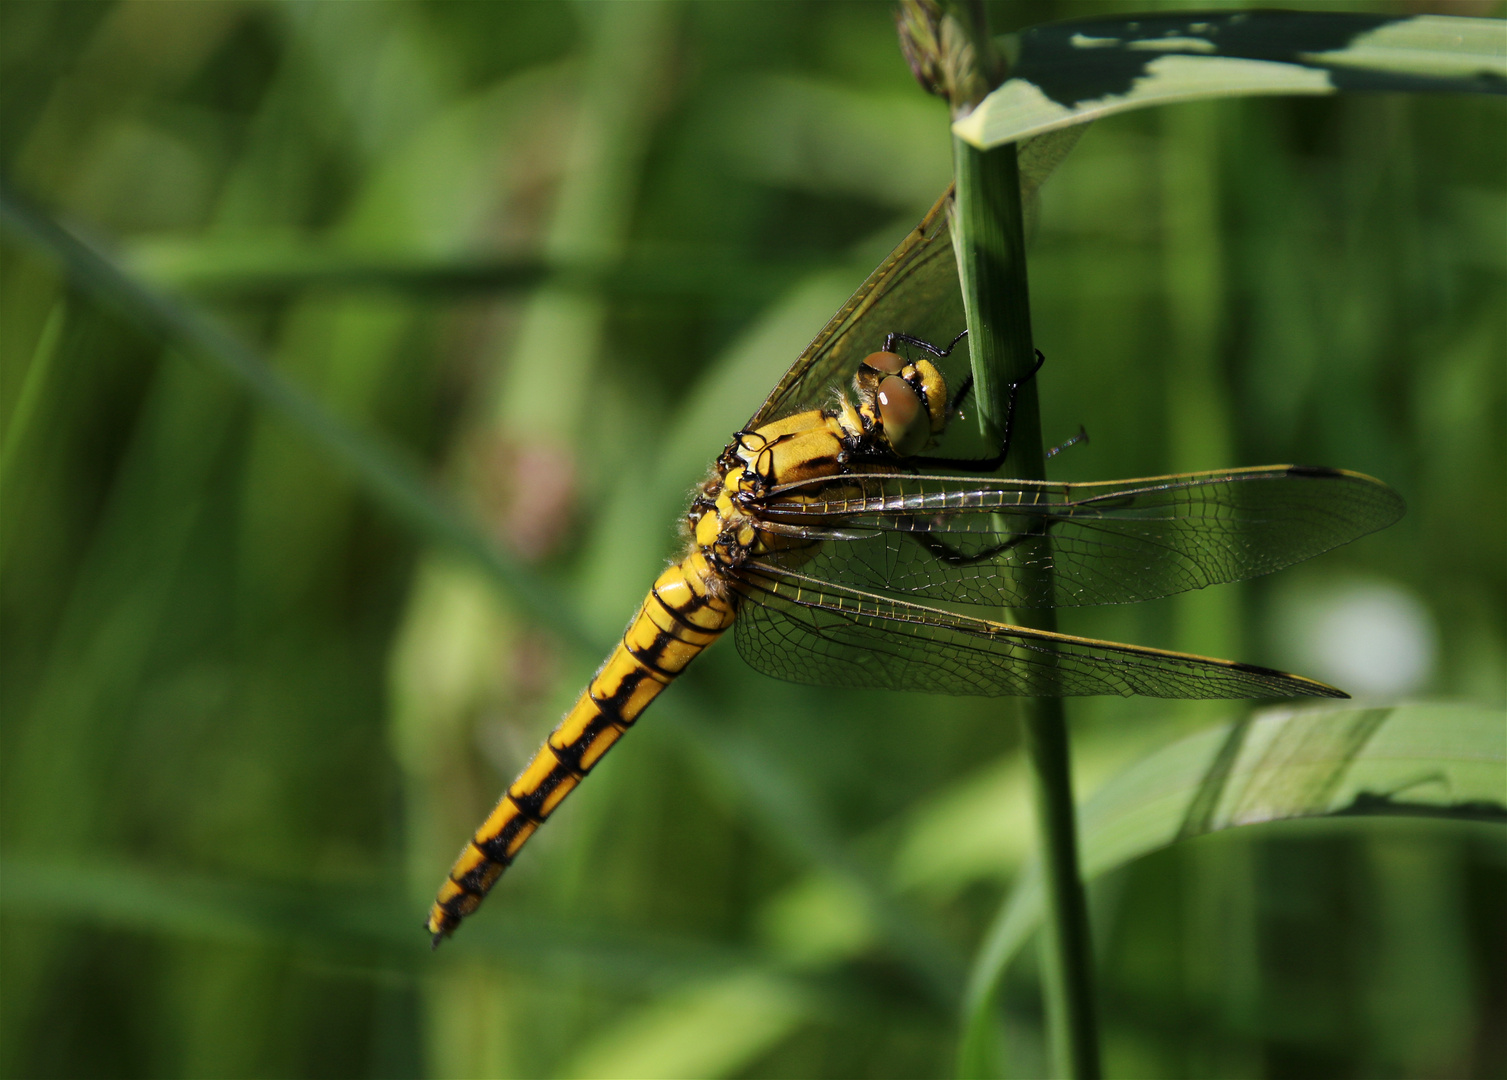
(861, 350), (906, 375)
(877, 375), (929, 457)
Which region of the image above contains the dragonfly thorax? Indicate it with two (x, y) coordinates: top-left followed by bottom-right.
(690, 407), (864, 572)
(688, 352), (953, 572)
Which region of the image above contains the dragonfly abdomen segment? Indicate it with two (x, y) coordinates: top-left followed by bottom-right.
(426, 554), (736, 945)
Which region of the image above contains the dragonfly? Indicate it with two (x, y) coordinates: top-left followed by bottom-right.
(427, 187), (1404, 944)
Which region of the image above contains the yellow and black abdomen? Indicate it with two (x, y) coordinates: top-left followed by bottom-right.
(426, 552), (736, 944)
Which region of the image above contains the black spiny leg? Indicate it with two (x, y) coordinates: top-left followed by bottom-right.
(904, 527), (1040, 566)
(884, 328), (969, 360)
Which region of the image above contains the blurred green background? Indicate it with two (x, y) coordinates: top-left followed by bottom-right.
(1, 2), (1502, 1078)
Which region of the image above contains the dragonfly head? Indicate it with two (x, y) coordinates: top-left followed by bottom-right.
(855, 351), (949, 458)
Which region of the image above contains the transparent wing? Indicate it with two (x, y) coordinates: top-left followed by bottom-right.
(748, 466), (1405, 608)
(748, 138), (1086, 431)
(747, 187), (965, 429)
(732, 565), (1344, 699)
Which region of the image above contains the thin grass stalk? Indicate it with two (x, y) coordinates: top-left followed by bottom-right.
(0, 297), (66, 570)
(951, 138), (1101, 1080)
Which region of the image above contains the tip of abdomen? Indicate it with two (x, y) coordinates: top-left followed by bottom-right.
(426, 910), (457, 949)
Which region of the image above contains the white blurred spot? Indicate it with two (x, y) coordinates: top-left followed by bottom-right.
(1271, 577), (1438, 697)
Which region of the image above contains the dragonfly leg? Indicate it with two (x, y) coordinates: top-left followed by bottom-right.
(1045, 424), (1089, 459)
(902, 524), (1042, 567)
(883, 327), (969, 359)
(912, 348), (1047, 473)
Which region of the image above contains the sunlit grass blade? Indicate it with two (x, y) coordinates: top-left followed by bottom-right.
(958, 701), (1507, 1074)
(957, 13), (1507, 149)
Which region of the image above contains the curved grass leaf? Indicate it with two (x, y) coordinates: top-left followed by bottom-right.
(958, 701), (1506, 1077)
(957, 13), (1507, 149)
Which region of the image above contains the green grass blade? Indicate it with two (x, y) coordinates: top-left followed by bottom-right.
(0, 298), (65, 498)
(0, 857), (769, 988)
(958, 13), (1507, 149)
(960, 701), (1507, 1062)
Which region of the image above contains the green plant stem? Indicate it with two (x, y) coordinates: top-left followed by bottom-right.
(1018, 699), (1098, 1080)
(952, 138), (1101, 1080)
